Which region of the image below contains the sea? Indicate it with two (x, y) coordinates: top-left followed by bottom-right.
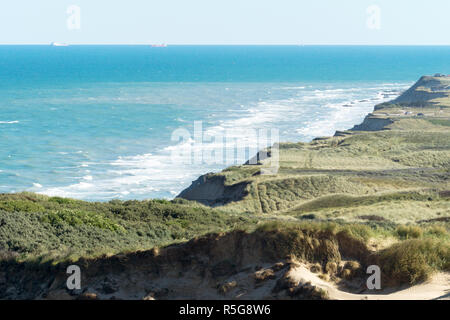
(0, 45), (449, 201)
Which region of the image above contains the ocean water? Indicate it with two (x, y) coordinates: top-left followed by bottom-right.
(0, 45), (449, 201)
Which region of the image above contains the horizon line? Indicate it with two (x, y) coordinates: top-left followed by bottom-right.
(1, 43), (450, 46)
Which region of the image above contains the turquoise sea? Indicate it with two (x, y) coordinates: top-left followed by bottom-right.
(0, 45), (449, 200)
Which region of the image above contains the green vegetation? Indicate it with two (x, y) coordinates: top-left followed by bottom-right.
(185, 127), (450, 215)
(1, 76), (449, 293)
(427, 119), (450, 127)
(395, 225), (423, 239)
(0, 193), (256, 263)
(1, 192), (447, 287)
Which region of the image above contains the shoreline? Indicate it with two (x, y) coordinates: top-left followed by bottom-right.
(30, 82), (407, 202)
(177, 74), (450, 213)
(176, 88), (405, 205)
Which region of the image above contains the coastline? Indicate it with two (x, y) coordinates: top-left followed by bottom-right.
(0, 75), (449, 300)
(2, 81), (406, 201)
(177, 75), (450, 214)
(176, 88), (403, 206)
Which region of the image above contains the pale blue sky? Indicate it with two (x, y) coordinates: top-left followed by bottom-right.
(1, 0), (449, 45)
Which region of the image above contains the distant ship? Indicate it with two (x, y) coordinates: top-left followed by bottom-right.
(151, 44), (167, 48)
(51, 42), (69, 47)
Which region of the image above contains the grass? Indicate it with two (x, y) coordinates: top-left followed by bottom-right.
(284, 191), (450, 225)
(375, 238), (450, 285)
(395, 225), (423, 239)
(193, 127), (450, 215)
(427, 119), (450, 127)
(287, 192), (437, 214)
(254, 220), (449, 285)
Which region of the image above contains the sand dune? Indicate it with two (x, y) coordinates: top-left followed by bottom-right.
(288, 265), (450, 300)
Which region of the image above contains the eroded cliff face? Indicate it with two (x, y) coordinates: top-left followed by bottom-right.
(393, 75), (450, 104)
(3, 223), (448, 300)
(0, 228), (370, 300)
(177, 174), (249, 206)
(350, 115), (394, 131)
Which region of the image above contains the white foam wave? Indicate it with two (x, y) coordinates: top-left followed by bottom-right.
(0, 120), (19, 124)
(296, 85), (410, 138)
(39, 82), (411, 201)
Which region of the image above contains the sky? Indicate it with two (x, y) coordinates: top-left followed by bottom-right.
(0, 0), (449, 45)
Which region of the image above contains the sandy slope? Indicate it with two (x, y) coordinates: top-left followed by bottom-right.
(288, 265), (450, 300)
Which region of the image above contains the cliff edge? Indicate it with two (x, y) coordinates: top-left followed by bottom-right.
(177, 75), (450, 214)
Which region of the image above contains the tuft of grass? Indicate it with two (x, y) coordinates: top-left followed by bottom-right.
(375, 238), (450, 285)
(325, 262), (338, 274)
(396, 225), (423, 239)
(339, 224), (373, 242)
(425, 225), (448, 238)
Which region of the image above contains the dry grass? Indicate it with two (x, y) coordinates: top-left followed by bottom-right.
(373, 238), (450, 285)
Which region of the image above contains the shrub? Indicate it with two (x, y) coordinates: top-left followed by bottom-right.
(375, 238), (450, 285)
(325, 262), (337, 274)
(344, 260), (361, 271)
(0, 200), (45, 213)
(396, 226), (423, 239)
(48, 197), (77, 205)
(41, 209), (125, 233)
(341, 269), (352, 279)
(0, 193), (256, 262)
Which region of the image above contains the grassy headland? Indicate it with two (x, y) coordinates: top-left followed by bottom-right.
(179, 76), (450, 222)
